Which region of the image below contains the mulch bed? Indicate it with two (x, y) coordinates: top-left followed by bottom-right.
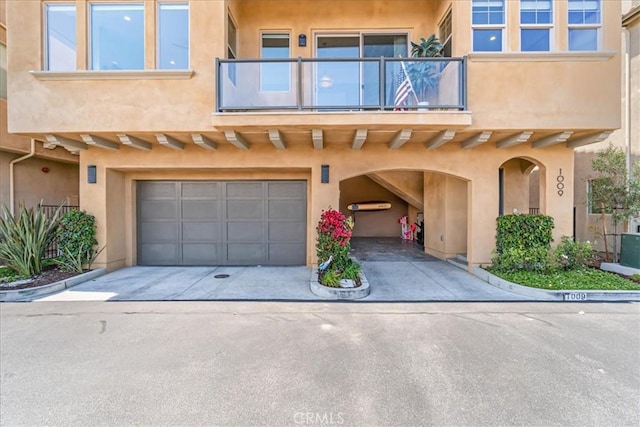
(0, 267), (82, 291)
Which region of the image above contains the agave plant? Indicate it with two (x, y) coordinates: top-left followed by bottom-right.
(0, 204), (62, 277)
(407, 34), (444, 104)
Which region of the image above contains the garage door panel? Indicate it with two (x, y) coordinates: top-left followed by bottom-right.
(182, 244), (221, 265)
(138, 182), (176, 200)
(226, 182), (263, 198)
(182, 200), (218, 220)
(141, 222), (179, 242)
(268, 200), (306, 220)
(181, 182), (218, 198)
(227, 243), (265, 264)
(269, 222), (305, 242)
(269, 243), (306, 265)
(227, 200), (264, 220)
(182, 222), (220, 241)
(268, 182), (306, 198)
(139, 243), (178, 265)
(140, 201), (178, 221)
(227, 222), (265, 242)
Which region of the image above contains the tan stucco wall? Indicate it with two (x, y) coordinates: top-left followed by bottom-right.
(502, 158), (534, 214)
(339, 175), (408, 238)
(0, 151), (79, 210)
(5, 0), (621, 135)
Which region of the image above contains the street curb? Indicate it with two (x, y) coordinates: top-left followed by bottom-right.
(309, 268), (371, 300)
(0, 268), (107, 302)
(473, 267), (640, 302)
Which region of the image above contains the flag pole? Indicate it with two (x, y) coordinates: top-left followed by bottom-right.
(400, 59), (420, 105)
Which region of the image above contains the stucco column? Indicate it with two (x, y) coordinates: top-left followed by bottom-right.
(309, 163), (339, 266)
(541, 148), (575, 244)
(467, 169), (499, 267)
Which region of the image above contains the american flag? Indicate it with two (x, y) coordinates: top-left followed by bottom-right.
(394, 62), (413, 109)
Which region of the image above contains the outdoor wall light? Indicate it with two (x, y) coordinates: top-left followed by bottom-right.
(298, 34), (307, 47)
(321, 165), (330, 183)
(88, 165), (97, 184)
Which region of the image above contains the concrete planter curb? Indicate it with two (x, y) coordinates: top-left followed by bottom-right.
(474, 267), (640, 302)
(309, 268), (371, 300)
(0, 268), (107, 302)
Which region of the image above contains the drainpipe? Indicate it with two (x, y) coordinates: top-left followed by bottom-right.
(623, 27), (632, 233)
(9, 139), (36, 215)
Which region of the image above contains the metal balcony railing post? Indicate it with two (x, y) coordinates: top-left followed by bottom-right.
(462, 56), (468, 111)
(215, 58), (221, 112)
(297, 57), (303, 110)
(379, 57), (385, 111)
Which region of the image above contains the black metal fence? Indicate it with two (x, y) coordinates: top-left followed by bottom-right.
(38, 204), (79, 259)
(529, 208), (540, 214)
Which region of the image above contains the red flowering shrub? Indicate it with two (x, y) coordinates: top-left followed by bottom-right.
(316, 208), (354, 276)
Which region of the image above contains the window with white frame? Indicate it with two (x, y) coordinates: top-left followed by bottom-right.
(44, 3), (76, 71)
(472, 0), (505, 52)
(520, 0), (553, 51)
(261, 34), (290, 91)
(439, 9), (452, 57)
(568, 0), (601, 51)
(158, 3), (189, 69)
(90, 3), (144, 70)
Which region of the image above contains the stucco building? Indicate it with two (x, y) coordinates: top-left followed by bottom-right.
(5, 0), (623, 271)
(0, 1), (79, 213)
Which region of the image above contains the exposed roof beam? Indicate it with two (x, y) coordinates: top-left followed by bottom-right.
(224, 130), (250, 150)
(155, 134), (185, 150)
(268, 129), (287, 150)
(191, 134), (217, 150)
(495, 131), (534, 149)
(532, 131), (574, 149)
(566, 131), (613, 148)
(80, 134), (120, 150)
(312, 129), (323, 150)
(388, 129), (413, 150)
(44, 134), (87, 151)
(461, 131), (493, 149)
(117, 134), (152, 151)
(352, 129), (368, 150)
(425, 129), (456, 150)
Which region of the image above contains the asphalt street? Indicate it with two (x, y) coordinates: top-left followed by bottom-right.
(1, 301), (639, 426)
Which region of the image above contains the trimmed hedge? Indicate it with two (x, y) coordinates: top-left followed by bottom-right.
(492, 214), (554, 273)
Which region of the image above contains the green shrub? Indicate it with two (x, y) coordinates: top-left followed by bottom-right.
(552, 236), (594, 270)
(0, 204), (62, 277)
(316, 208), (354, 274)
(492, 214), (555, 273)
(321, 270), (340, 287)
(340, 259), (361, 281)
(57, 210), (100, 272)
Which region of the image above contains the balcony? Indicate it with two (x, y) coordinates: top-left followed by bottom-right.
(215, 57), (467, 113)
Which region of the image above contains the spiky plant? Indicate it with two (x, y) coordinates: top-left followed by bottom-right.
(0, 204), (62, 277)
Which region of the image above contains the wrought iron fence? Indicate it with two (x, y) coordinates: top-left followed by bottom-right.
(529, 208), (540, 214)
(38, 204), (79, 259)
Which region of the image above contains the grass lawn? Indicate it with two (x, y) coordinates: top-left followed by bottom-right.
(489, 268), (640, 291)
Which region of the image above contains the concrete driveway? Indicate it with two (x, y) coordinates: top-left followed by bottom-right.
(37, 238), (528, 302)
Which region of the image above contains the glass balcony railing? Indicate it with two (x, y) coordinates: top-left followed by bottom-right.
(215, 57), (467, 112)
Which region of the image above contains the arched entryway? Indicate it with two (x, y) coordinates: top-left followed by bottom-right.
(499, 157), (546, 216)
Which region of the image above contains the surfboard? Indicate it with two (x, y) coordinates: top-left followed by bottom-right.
(347, 201), (392, 211)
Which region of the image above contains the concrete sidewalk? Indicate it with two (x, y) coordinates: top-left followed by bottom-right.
(36, 261), (529, 302)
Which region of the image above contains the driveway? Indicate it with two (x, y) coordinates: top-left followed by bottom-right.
(37, 238), (528, 302)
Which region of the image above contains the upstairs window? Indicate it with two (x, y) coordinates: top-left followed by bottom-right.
(158, 3), (189, 69)
(520, 0), (553, 51)
(568, 0), (601, 51)
(261, 33), (290, 91)
(90, 3), (144, 70)
(44, 3), (76, 71)
(472, 0), (505, 52)
(439, 9), (452, 57)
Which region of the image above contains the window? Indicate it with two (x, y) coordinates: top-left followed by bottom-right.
(0, 44), (6, 99)
(520, 0), (553, 51)
(158, 3), (189, 69)
(568, 0), (601, 51)
(44, 3), (76, 71)
(90, 3), (144, 70)
(227, 14), (237, 84)
(587, 179), (612, 214)
(439, 9), (452, 57)
(261, 34), (290, 91)
(472, 0), (505, 52)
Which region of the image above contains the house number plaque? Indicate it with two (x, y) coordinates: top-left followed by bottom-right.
(557, 168), (564, 196)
